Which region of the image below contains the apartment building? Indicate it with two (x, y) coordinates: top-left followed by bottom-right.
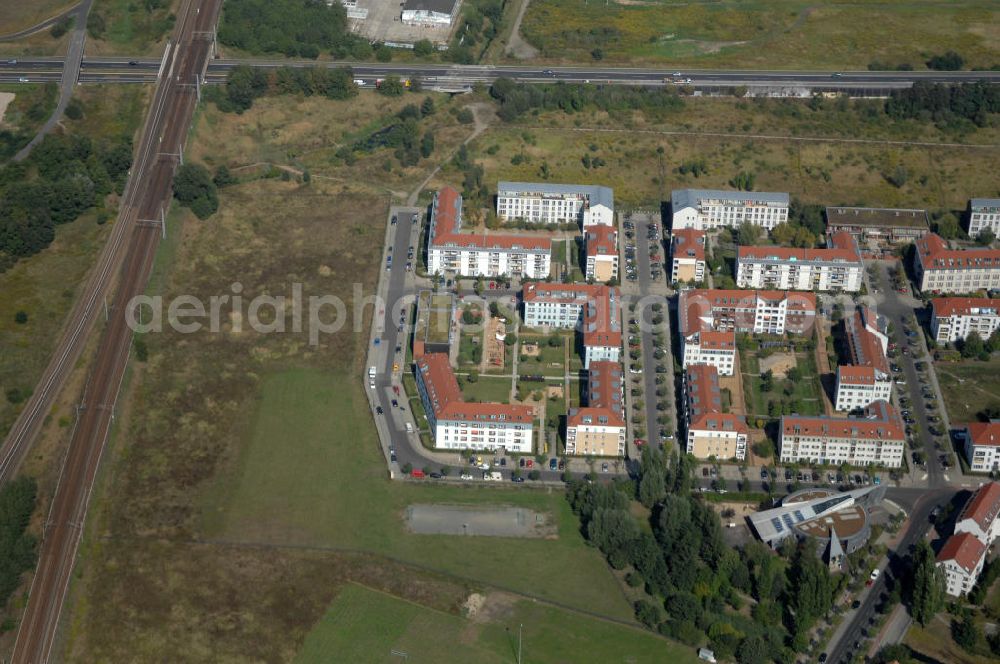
(937, 533), (988, 597)
(735, 232), (864, 292)
(670, 228), (706, 283)
(937, 482), (1000, 596)
(959, 421), (1000, 473)
(496, 181), (614, 227)
(968, 198), (1000, 238)
(671, 189), (789, 232)
(825, 207), (929, 244)
(678, 289), (816, 376)
(914, 233), (1000, 293)
(931, 297), (1000, 344)
(682, 364), (748, 461)
(427, 187), (552, 279)
(955, 482), (1000, 545)
(834, 307), (892, 412)
(778, 400), (906, 468)
(415, 352), (534, 453)
(521, 283), (621, 368)
(585, 225), (619, 282)
(566, 361), (626, 457)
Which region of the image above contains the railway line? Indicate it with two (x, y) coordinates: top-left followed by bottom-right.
(4, 0), (223, 661)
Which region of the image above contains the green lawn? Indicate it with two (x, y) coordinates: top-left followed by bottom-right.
(461, 374), (514, 403)
(520, 0), (1000, 70)
(297, 582), (697, 664)
(199, 370), (632, 620)
(457, 331), (482, 368)
(935, 359), (1000, 424)
(742, 350), (824, 418)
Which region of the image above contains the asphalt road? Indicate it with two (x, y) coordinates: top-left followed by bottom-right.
(12, 0), (93, 162)
(2, 57), (999, 90)
(7, 0), (223, 661)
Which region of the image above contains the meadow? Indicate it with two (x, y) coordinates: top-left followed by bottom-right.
(519, 0), (1000, 70)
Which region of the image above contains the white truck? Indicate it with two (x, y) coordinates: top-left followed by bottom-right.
(368, 366), (376, 389)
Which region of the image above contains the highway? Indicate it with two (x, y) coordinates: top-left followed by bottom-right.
(1, 56), (999, 91)
(6, 0), (223, 661)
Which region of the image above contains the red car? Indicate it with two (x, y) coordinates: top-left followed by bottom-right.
(526, 459), (533, 468)
(634, 439), (645, 447)
(411, 469), (425, 479)
(393, 385), (401, 395)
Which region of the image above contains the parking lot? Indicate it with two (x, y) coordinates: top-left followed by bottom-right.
(351, 0), (456, 45)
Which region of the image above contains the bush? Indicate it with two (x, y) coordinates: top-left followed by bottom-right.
(173, 163), (219, 219)
(14, 311), (27, 324)
(927, 51), (965, 71)
(414, 39), (435, 57)
(0, 477), (38, 607)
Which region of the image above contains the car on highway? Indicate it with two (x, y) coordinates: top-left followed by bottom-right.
(542, 69), (554, 76)
(129, 60), (138, 66)
(18, 77), (28, 83)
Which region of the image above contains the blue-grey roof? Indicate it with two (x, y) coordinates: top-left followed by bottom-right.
(671, 188), (789, 211)
(971, 198), (1000, 210)
(498, 181), (613, 209)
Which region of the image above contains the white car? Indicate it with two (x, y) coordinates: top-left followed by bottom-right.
(869, 569), (880, 581)
(460, 473), (474, 480)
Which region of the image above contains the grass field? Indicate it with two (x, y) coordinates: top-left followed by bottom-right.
(519, 0), (1000, 69)
(0, 0), (74, 34)
(741, 351), (824, 418)
(438, 115), (1000, 209)
(0, 86), (147, 442)
(461, 374), (514, 403)
(905, 615), (997, 664)
(935, 359), (1000, 423)
(86, 0), (180, 56)
(190, 90), (475, 200)
(297, 582), (697, 664)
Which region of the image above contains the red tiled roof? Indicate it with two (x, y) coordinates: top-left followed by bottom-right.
(582, 287), (621, 348)
(567, 406), (625, 429)
(738, 232), (860, 263)
(965, 422), (1000, 448)
(416, 353), (533, 422)
(782, 400), (904, 441)
(937, 532), (987, 573)
(689, 412), (748, 435)
(587, 361), (624, 414)
(844, 308), (889, 374)
(671, 228), (706, 261)
(678, 289), (817, 337)
(916, 233), (1000, 271)
(837, 365), (876, 385)
(685, 364), (722, 420)
(585, 225), (618, 258)
(957, 481), (1000, 534)
(932, 297), (1000, 318)
(431, 187), (551, 252)
(698, 330), (736, 350)
(523, 282), (607, 303)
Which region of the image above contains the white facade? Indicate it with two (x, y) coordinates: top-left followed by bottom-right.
(969, 198), (1000, 237)
(939, 548), (986, 597)
(779, 402), (905, 468)
(681, 334), (737, 376)
(428, 246), (551, 279)
(915, 233), (1000, 294)
(584, 343), (620, 369)
(962, 423), (1000, 473)
(671, 189), (789, 232)
(523, 298), (586, 329)
(497, 182), (614, 227)
(834, 369), (893, 412)
(931, 298), (1000, 344)
(432, 417), (533, 453)
(735, 240), (863, 293)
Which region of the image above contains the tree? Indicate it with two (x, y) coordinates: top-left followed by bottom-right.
(14, 311), (28, 324)
(952, 611), (979, 651)
(413, 39), (435, 57)
(736, 635), (768, 664)
(932, 212), (962, 239)
(420, 131), (435, 158)
(909, 539), (945, 625)
(223, 65), (269, 112)
(420, 96), (436, 117)
(736, 222), (762, 246)
(785, 539), (833, 636)
(927, 51), (965, 71)
(377, 76), (405, 96)
(213, 165), (236, 188)
(587, 508), (640, 555)
(730, 171), (755, 191)
(988, 328), (1000, 353)
(634, 599), (661, 628)
(172, 163), (219, 219)
(977, 228), (996, 246)
(960, 331), (986, 359)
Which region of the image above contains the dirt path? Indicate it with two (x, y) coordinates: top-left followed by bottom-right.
(406, 102), (495, 206)
(814, 319), (837, 416)
(502, 0), (539, 60)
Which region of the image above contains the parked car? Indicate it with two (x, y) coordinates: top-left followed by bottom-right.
(601, 462), (609, 472)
